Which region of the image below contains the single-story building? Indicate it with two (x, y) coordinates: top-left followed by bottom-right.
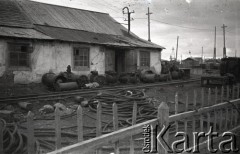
(0, 0), (165, 84)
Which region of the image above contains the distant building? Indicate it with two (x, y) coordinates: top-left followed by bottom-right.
(182, 57), (203, 68)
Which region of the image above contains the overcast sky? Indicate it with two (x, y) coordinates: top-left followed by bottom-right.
(32, 0), (240, 60)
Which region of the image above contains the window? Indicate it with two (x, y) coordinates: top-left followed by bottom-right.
(73, 47), (90, 69)
(140, 51), (150, 67)
(8, 43), (31, 68)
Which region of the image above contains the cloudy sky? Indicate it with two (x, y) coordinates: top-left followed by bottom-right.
(32, 0), (240, 60)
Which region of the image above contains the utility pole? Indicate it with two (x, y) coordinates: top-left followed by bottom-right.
(172, 47), (175, 60)
(213, 26), (216, 60)
(176, 36), (179, 61)
(202, 46), (204, 64)
(123, 7), (134, 34)
(221, 24), (227, 58)
(146, 7), (152, 42)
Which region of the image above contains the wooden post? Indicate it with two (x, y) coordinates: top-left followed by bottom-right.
(230, 108), (234, 129)
(96, 102), (102, 154)
(207, 88), (211, 106)
(214, 87), (218, 104)
(27, 111), (35, 154)
(175, 92), (179, 132)
(234, 110), (238, 127)
(192, 90), (197, 133)
(113, 103), (119, 154)
(221, 86), (224, 103)
(77, 106), (83, 142)
(158, 102), (169, 154)
(200, 114), (203, 132)
(130, 102), (137, 154)
(201, 88), (204, 108)
(55, 107), (61, 150)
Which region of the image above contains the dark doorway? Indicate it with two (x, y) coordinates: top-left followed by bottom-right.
(115, 50), (125, 74)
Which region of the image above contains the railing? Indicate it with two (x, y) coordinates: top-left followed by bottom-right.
(1, 85), (239, 154)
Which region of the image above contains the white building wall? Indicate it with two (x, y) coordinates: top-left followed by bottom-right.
(0, 40), (106, 84)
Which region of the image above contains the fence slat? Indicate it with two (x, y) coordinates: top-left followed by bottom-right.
(158, 102), (169, 154)
(214, 87), (218, 105)
(130, 102), (137, 154)
(0, 119), (3, 154)
(175, 92), (179, 132)
(207, 112), (211, 130)
(55, 107), (61, 150)
(221, 86), (224, 103)
(237, 84), (240, 98)
(207, 88), (211, 106)
(113, 103), (119, 154)
(227, 86), (230, 100)
(232, 86), (235, 100)
(213, 110), (217, 132)
(27, 111), (34, 154)
(201, 88), (204, 108)
(230, 107), (234, 129)
(219, 109), (223, 132)
(96, 102), (102, 154)
(185, 92), (189, 112)
(77, 106), (83, 142)
(225, 108), (229, 131)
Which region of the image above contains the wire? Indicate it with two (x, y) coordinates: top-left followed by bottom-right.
(150, 18), (214, 31)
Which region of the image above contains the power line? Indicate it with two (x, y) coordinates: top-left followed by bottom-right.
(150, 18), (214, 31)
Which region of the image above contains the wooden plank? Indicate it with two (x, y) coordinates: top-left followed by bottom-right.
(77, 106), (83, 142)
(27, 111), (34, 154)
(214, 87), (218, 105)
(221, 86), (224, 103)
(113, 103), (119, 154)
(185, 92), (189, 112)
(175, 92), (179, 132)
(201, 88), (204, 108)
(158, 102), (169, 154)
(130, 102), (137, 154)
(96, 102), (102, 154)
(55, 107), (61, 150)
(207, 88), (211, 106)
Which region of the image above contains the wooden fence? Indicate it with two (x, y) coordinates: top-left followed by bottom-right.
(1, 85), (240, 154)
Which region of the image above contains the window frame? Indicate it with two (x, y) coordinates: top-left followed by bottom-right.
(139, 51), (150, 67)
(7, 42), (31, 71)
(72, 46), (90, 71)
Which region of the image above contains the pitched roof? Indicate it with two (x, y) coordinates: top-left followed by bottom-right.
(0, 0), (165, 50)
